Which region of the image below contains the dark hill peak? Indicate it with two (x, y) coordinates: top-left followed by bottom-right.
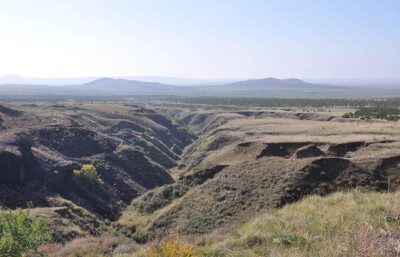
(85, 77), (164, 86)
(221, 77), (341, 89)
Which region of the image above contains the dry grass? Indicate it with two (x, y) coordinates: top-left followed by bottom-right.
(220, 116), (400, 144)
(39, 235), (199, 257)
(148, 235), (197, 257)
(38, 236), (145, 257)
(181, 107), (400, 171)
(191, 227), (233, 246)
(37, 191), (400, 257)
(197, 190), (400, 257)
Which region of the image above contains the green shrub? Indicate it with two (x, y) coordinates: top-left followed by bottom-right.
(73, 164), (104, 187)
(273, 234), (307, 245)
(0, 203), (51, 257)
(148, 235), (197, 257)
(383, 214), (400, 222)
(191, 165), (205, 173)
(133, 184), (189, 214)
(342, 112), (353, 118)
(343, 107), (400, 121)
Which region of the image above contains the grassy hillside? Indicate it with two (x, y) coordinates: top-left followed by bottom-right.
(40, 190), (400, 256)
(197, 190), (400, 256)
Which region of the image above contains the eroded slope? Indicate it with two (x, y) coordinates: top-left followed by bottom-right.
(0, 103), (195, 240)
(117, 106), (400, 241)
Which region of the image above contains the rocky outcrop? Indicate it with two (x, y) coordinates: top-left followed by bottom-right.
(256, 142), (311, 158)
(328, 141), (366, 157)
(294, 145), (324, 158)
(277, 157), (386, 207)
(0, 103), (22, 117)
(0, 147), (26, 185)
(179, 165), (229, 186)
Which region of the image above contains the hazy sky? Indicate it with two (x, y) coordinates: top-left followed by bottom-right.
(0, 0), (399, 79)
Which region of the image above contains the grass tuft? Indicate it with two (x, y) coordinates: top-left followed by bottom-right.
(148, 234), (197, 257)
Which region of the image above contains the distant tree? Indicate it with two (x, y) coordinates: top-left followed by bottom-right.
(73, 164), (104, 187)
(343, 107), (399, 121)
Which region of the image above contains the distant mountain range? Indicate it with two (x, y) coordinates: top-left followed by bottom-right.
(75, 78), (196, 95)
(0, 75), (238, 86)
(0, 76), (400, 98)
(227, 78), (334, 88)
(69, 77), (350, 97)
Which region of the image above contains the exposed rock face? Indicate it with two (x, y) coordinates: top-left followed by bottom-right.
(328, 141), (366, 157)
(179, 165), (229, 186)
(0, 133), (42, 186)
(277, 156), (390, 207)
(0, 104), (22, 117)
(0, 147), (25, 184)
(256, 142), (311, 158)
(35, 126), (117, 158)
(294, 145), (324, 158)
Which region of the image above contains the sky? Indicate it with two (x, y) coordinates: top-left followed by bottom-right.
(0, 0), (399, 79)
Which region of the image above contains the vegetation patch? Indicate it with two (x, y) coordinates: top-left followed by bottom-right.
(39, 236), (144, 257)
(73, 164), (104, 187)
(273, 234), (308, 245)
(132, 184), (189, 214)
(197, 190), (400, 256)
(43, 191), (400, 256)
(0, 203), (51, 257)
(343, 106), (400, 121)
(148, 235), (197, 257)
(160, 97), (400, 108)
(111, 146), (174, 188)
